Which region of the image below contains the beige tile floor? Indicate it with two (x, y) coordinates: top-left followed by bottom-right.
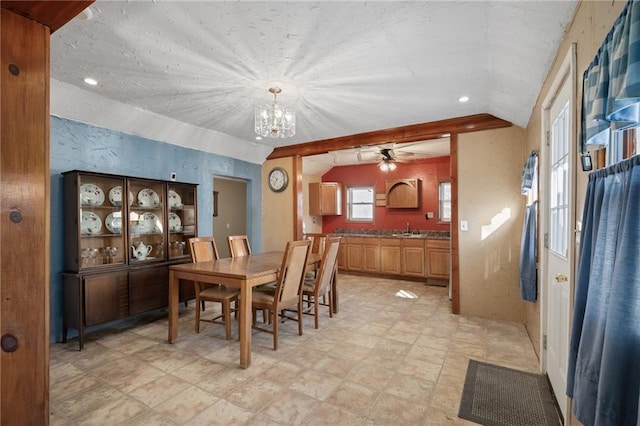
(50, 274), (540, 425)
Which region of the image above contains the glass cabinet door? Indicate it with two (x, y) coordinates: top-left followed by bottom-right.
(128, 179), (166, 262)
(78, 174), (126, 269)
(167, 183), (197, 260)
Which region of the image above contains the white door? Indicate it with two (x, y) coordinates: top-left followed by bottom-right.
(544, 74), (573, 419)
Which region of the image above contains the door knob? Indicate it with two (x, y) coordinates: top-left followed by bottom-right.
(554, 273), (568, 283)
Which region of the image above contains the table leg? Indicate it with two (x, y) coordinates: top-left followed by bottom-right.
(168, 270), (179, 343)
(238, 281), (252, 368)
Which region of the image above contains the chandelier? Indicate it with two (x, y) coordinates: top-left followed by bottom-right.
(255, 87), (296, 138)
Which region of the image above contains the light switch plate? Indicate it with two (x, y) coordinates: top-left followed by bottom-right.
(460, 220), (469, 231)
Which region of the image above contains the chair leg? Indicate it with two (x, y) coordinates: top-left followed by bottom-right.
(328, 291), (333, 318)
(314, 296), (319, 329)
(298, 299), (304, 336)
(223, 300), (232, 340)
(195, 295), (201, 333)
(272, 310), (278, 350)
(201, 300), (206, 311)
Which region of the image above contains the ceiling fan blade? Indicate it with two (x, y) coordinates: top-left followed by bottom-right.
(394, 151), (414, 158)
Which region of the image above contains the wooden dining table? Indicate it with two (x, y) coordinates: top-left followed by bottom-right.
(168, 251), (332, 368)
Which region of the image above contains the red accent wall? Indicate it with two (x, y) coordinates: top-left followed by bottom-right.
(321, 156), (451, 233)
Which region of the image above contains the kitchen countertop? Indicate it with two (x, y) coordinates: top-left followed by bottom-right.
(330, 229), (450, 240)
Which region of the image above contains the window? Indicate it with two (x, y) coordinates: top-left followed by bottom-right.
(347, 186), (374, 222)
(438, 181), (451, 222)
(594, 128), (638, 168)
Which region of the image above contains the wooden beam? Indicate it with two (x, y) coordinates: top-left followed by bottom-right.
(267, 113), (512, 159)
(1, 1), (93, 33)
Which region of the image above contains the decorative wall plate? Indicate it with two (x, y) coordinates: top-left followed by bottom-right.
(137, 188), (160, 207)
(138, 212), (161, 233)
(80, 183), (105, 206)
(105, 212), (122, 234)
(108, 186), (133, 207)
(168, 190), (182, 208)
(168, 212), (182, 232)
(81, 211), (102, 234)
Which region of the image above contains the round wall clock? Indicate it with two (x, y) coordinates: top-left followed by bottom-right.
(268, 167), (288, 192)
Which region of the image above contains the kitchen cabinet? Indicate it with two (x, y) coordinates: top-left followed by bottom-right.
(380, 238), (402, 275)
(346, 237), (380, 272)
(385, 178), (419, 208)
(402, 239), (427, 277)
(337, 235), (450, 283)
(61, 170), (199, 349)
(338, 241), (347, 270)
(309, 182), (342, 215)
(427, 239), (450, 282)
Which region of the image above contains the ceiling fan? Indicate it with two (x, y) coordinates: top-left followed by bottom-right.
(355, 144), (415, 171)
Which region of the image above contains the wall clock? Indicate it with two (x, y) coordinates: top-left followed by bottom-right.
(268, 167), (288, 192)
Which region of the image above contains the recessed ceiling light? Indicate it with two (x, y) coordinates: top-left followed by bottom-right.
(83, 77), (98, 86)
(255, 136), (262, 141)
(458, 96), (470, 103)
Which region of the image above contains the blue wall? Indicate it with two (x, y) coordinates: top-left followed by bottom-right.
(50, 117), (263, 342)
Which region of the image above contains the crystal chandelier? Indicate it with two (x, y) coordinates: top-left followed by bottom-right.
(254, 87), (296, 138)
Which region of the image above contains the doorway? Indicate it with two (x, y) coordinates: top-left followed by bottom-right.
(540, 44), (576, 420)
(212, 177), (248, 258)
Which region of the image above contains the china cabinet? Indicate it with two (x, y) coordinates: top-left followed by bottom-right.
(61, 170), (198, 349)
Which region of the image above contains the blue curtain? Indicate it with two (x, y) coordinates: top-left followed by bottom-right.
(519, 151), (538, 302)
(519, 201), (538, 302)
(566, 154), (640, 426)
(581, 0), (640, 151)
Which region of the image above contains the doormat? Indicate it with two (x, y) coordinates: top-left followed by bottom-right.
(458, 360), (562, 426)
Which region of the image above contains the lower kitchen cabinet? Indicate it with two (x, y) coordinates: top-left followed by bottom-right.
(346, 238), (380, 272)
(380, 239), (402, 275)
(427, 239), (451, 282)
(337, 236), (450, 283)
(402, 239), (427, 277)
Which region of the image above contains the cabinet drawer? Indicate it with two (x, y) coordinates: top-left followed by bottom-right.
(129, 266), (169, 315)
(84, 271), (129, 326)
(426, 239), (449, 249)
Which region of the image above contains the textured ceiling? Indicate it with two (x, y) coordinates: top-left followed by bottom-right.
(50, 0), (577, 169)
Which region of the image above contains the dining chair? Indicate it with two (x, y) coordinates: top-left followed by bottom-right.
(305, 233), (326, 279)
(302, 236), (340, 329)
(251, 239), (311, 350)
(227, 235), (251, 258)
(188, 237), (240, 340)
(306, 233), (327, 255)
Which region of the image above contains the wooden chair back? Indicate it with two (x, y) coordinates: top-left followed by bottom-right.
(227, 235), (251, 258)
(314, 236), (340, 297)
(188, 237), (220, 263)
(275, 239), (312, 305)
(305, 233), (326, 254)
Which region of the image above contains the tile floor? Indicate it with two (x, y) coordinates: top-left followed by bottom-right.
(50, 274), (540, 425)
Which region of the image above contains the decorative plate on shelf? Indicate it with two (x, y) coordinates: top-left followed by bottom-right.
(168, 212), (182, 232)
(168, 190), (182, 209)
(137, 188), (160, 207)
(81, 211), (102, 234)
(138, 212), (161, 233)
(105, 212), (122, 234)
(108, 186), (133, 207)
(80, 183), (105, 206)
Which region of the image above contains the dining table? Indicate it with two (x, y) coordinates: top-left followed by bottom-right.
(168, 251), (334, 368)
